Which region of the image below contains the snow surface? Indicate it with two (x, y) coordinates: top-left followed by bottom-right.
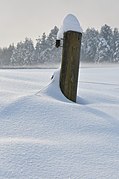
(57, 14), (83, 40)
(0, 66), (119, 178)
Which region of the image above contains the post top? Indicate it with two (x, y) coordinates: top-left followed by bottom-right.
(57, 14), (83, 40)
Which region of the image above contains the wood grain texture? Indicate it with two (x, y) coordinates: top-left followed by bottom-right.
(60, 31), (82, 102)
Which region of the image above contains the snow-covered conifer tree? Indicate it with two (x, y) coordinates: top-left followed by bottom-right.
(46, 26), (61, 64)
(35, 26), (61, 64)
(81, 28), (99, 62)
(35, 33), (48, 64)
(0, 44), (15, 66)
(113, 28), (119, 62)
(100, 25), (113, 62)
(47, 26), (59, 48)
(23, 38), (34, 65)
(10, 38), (34, 66)
(95, 37), (110, 63)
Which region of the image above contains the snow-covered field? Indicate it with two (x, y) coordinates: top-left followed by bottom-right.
(0, 66), (119, 179)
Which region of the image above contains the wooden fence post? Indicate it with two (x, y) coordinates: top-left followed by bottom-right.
(60, 30), (82, 102)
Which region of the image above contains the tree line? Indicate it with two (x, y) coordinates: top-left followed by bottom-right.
(0, 24), (119, 67)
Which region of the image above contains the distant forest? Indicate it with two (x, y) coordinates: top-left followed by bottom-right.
(0, 24), (119, 67)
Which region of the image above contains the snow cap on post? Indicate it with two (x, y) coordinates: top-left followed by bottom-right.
(57, 14), (83, 40)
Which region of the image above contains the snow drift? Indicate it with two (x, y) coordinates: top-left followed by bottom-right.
(0, 66), (119, 179)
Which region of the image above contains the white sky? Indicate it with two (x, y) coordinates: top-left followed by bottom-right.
(0, 0), (119, 47)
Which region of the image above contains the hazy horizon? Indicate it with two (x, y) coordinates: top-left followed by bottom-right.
(0, 0), (119, 47)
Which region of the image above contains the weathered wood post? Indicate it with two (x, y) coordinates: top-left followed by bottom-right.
(57, 14), (82, 102)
